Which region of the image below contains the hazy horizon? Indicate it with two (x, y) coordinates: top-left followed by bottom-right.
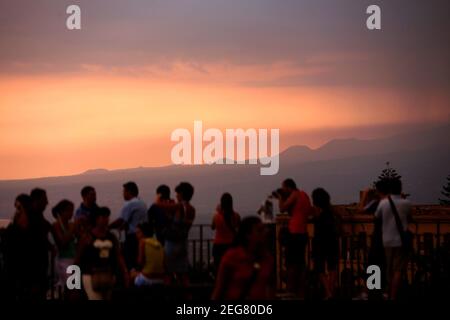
(0, 121), (447, 181)
(1, 123), (449, 223)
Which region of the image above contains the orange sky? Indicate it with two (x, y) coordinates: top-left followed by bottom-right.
(1, 66), (448, 180)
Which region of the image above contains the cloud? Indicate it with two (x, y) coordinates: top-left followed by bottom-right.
(0, 0), (449, 90)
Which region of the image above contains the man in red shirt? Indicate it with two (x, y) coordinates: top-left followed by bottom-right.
(278, 178), (312, 298)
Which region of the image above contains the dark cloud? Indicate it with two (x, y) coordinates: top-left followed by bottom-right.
(0, 0), (449, 90)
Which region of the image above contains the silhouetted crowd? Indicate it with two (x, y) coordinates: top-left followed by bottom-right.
(0, 177), (412, 301)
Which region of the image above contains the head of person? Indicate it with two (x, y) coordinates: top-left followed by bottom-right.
(81, 186), (96, 207)
(156, 184), (171, 201)
(390, 179), (402, 196)
(30, 188), (48, 214)
(14, 194), (32, 228)
(365, 188), (378, 202)
(282, 178), (297, 194)
(312, 188), (331, 210)
(220, 193), (233, 214)
(52, 199), (74, 222)
(175, 182), (194, 203)
(375, 179), (390, 198)
(136, 222), (154, 241)
(123, 181), (139, 201)
(92, 206), (111, 228)
(235, 216), (266, 250)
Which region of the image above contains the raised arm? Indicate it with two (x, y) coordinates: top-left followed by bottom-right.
(52, 221), (75, 249)
(279, 192), (296, 213)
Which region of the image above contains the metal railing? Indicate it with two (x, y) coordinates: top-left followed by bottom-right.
(1, 215), (450, 300)
(185, 217), (450, 297)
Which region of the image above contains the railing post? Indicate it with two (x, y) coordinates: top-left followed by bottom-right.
(437, 221), (441, 249)
(192, 240), (197, 271)
(207, 239), (211, 270)
(199, 225), (204, 271)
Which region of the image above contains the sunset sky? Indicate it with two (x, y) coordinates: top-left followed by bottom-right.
(1, 0), (449, 180)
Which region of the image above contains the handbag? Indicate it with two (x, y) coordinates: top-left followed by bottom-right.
(387, 196), (413, 252)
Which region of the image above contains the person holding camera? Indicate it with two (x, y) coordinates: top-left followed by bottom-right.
(275, 178), (312, 299)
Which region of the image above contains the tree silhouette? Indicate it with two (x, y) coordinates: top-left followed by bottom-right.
(374, 161), (402, 186)
(439, 175), (450, 206)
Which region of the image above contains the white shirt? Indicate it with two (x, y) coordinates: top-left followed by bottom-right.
(374, 195), (411, 247)
(120, 197), (148, 235)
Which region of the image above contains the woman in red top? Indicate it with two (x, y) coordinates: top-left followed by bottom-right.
(278, 178), (312, 298)
(212, 216), (274, 300)
(211, 193), (240, 272)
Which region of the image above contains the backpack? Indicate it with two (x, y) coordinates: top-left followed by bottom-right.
(164, 205), (189, 242)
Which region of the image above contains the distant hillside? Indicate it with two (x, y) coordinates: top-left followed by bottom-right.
(82, 168), (110, 176)
(0, 124), (449, 223)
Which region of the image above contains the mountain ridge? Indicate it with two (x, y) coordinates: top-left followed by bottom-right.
(0, 124), (449, 221)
